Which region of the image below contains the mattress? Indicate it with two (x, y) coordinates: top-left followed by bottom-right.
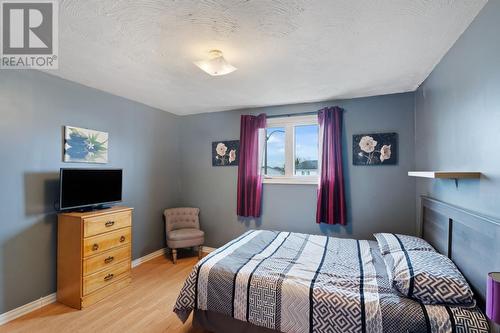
(174, 230), (489, 333)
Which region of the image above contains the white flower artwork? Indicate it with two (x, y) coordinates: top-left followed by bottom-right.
(380, 145), (392, 162)
(358, 136), (377, 153)
(64, 126), (108, 163)
(229, 149), (236, 163)
(216, 142), (228, 156)
(212, 140), (239, 166)
(353, 133), (397, 165)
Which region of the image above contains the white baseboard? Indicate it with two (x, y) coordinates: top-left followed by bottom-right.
(0, 246), (179, 326)
(131, 246), (216, 268)
(0, 293), (57, 326)
(131, 248), (168, 268)
(202, 246), (217, 253)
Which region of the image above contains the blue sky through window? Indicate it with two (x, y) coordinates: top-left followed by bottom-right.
(295, 125), (318, 163)
(266, 127), (285, 168)
(265, 125), (318, 169)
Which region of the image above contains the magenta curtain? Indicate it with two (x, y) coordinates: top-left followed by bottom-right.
(316, 107), (347, 225)
(237, 114), (267, 217)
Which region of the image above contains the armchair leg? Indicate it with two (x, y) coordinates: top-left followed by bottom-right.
(172, 249), (177, 264)
(198, 246), (203, 259)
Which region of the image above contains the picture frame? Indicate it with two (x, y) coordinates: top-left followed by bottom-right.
(353, 132), (397, 166)
(64, 126), (108, 163)
(212, 140), (239, 166)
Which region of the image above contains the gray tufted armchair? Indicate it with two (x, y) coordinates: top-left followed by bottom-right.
(163, 207), (204, 264)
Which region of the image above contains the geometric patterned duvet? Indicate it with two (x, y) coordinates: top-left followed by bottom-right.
(174, 230), (489, 333)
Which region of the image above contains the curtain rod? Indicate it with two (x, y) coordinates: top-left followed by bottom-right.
(265, 111), (319, 119)
(265, 107), (344, 119)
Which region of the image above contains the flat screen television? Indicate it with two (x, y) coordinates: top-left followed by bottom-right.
(59, 168), (123, 211)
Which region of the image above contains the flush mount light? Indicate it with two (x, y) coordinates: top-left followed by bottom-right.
(194, 50), (237, 76)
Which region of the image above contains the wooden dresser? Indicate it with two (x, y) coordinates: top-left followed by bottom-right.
(57, 206), (133, 309)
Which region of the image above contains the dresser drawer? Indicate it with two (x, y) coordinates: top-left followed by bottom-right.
(81, 276), (131, 308)
(83, 211), (131, 238)
(83, 245), (131, 276)
(83, 260), (131, 296)
(83, 227), (131, 257)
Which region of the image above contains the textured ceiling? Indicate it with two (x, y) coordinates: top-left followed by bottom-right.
(49, 0), (487, 115)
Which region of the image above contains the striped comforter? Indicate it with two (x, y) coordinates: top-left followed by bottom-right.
(174, 230), (489, 333)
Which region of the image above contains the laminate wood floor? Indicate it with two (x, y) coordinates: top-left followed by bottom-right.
(0, 255), (208, 333)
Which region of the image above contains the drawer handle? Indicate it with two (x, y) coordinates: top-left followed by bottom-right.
(92, 243), (99, 251)
(104, 273), (114, 282)
(120, 236), (126, 242)
(105, 221), (115, 227)
(104, 256), (114, 264)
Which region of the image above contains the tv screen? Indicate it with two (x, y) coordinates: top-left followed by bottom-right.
(60, 169), (122, 210)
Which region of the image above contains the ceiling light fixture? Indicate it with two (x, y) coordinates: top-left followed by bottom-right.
(194, 50), (237, 76)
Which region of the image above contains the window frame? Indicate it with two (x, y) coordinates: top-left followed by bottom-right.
(262, 115), (319, 185)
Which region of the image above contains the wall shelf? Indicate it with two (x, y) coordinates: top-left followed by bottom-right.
(408, 171), (481, 188)
(408, 171), (481, 179)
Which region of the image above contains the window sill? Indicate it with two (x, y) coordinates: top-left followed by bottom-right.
(263, 177), (318, 185)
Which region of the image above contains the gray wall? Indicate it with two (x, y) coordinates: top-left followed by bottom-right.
(1, 0), (496, 317)
(0, 65), (417, 315)
(179, 93), (416, 247)
(0, 70), (181, 314)
(415, 0), (500, 218)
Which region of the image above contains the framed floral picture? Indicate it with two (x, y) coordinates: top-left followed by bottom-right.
(64, 126), (108, 163)
(212, 140), (239, 166)
(353, 132), (397, 165)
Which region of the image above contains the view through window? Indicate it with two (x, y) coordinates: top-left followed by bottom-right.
(264, 127), (285, 176)
(294, 125), (319, 176)
(262, 115), (319, 183)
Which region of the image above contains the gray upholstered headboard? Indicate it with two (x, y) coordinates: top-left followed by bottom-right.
(420, 196), (500, 308)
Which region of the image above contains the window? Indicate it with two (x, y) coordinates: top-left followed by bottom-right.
(262, 115), (319, 184)
(264, 127), (285, 176)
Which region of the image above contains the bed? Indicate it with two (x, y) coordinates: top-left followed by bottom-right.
(174, 197), (496, 333)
